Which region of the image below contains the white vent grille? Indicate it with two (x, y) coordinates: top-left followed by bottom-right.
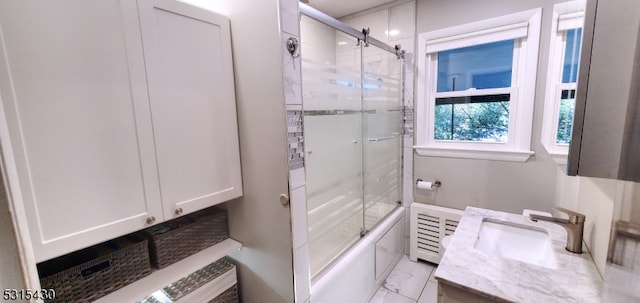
(416, 214), (440, 255)
(444, 219), (458, 236)
(410, 203), (463, 264)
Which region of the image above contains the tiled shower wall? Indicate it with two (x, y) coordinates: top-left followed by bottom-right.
(279, 1), (310, 303)
(279, 1), (416, 302)
(340, 0), (417, 255)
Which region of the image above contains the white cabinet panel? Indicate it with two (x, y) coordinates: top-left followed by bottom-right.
(138, 0), (242, 218)
(0, 0), (242, 263)
(0, 0), (162, 262)
(568, 0), (640, 181)
(375, 216), (404, 281)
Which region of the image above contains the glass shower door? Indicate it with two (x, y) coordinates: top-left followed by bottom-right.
(362, 45), (403, 231)
(301, 15), (364, 277)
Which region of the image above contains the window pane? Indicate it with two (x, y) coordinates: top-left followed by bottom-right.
(437, 40), (514, 92)
(434, 94), (510, 142)
(556, 89), (576, 144)
(562, 28), (582, 83)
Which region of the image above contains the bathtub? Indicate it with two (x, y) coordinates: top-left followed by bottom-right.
(309, 206), (405, 303)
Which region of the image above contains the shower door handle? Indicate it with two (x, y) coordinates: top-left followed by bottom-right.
(367, 132), (400, 142)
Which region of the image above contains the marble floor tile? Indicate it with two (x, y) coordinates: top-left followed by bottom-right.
(417, 281), (438, 303)
(369, 287), (416, 303)
(428, 265), (437, 283)
(383, 255), (435, 300)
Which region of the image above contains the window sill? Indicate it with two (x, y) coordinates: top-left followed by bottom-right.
(413, 145), (534, 162)
(549, 152), (568, 166)
(541, 142), (569, 166)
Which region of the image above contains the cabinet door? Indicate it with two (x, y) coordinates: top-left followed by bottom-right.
(568, 0), (640, 180)
(0, 0), (162, 262)
(138, 0), (242, 219)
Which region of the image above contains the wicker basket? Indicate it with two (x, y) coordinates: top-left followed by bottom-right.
(208, 284), (239, 303)
(38, 234), (151, 303)
(143, 207), (229, 268)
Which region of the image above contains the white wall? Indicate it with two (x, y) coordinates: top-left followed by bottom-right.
(180, 1), (295, 302)
(223, 2), (295, 302)
(413, 0), (572, 214)
(554, 169), (622, 274)
(411, 0), (627, 276)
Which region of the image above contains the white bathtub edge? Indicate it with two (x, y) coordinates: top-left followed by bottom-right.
(309, 206), (405, 298)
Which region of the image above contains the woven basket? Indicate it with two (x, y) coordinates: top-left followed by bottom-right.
(38, 234), (151, 303)
(143, 207), (229, 268)
(208, 284), (239, 303)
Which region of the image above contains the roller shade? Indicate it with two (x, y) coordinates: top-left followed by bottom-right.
(558, 11), (584, 31)
(426, 21), (528, 53)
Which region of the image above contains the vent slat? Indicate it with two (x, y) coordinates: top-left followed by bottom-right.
(417, 246), (439, 254)
(418, 245), (440, 254)
(417, 239), (439, 245)
(419, 220), (439, 226)
(418, 224), (440, 231)
(445, 221), (459, 227)
(417, 228), (439, 236)
(417, 240), (439, 246)
(417, 214), (440, 223)
(418, 235), (439, 241)
(418, 248), (439, 254)
(418, 220), (440, 228)
(418, 238), (439, 244)
(417, 243), (439, 250)
(417, 234), (439, 240)
(417, 241), (439, 249)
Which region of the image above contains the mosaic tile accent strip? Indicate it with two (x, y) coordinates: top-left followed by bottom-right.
(287, 109), (305, 170)
(403, 106), (414, 135)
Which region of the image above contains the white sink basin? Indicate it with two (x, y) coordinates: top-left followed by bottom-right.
(474, 219), (557, 269)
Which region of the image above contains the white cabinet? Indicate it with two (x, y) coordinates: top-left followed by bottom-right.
(138, 0), (242, 219)
(0, 0), (241, 262)
(568, 0), (640, 181)
(0, 0), (161, 262)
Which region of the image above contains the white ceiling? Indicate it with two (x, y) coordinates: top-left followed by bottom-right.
(303, 0), (396, 18)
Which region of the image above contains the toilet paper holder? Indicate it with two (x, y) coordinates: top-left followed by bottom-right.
(416, 179), (441, 190)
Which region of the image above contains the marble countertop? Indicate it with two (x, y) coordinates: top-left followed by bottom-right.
(434, 207), (603, 303)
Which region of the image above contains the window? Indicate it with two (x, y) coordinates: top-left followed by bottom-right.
(556, 28), (582, 144)
(434, 40), (513, 142)
(416, 9), (542, 162)
(542, 0), (585, 165)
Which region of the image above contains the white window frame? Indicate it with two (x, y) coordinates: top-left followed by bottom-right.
(415, 9), (542, 162)
(541, 0), (585, 166)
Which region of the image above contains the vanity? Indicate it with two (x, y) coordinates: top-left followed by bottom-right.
(435, 207), (603, 303)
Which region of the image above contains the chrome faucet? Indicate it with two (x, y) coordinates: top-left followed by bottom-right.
(529, 207), (585, 254)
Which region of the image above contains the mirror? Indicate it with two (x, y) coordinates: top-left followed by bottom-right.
(606, 182), (640, 299)
(609, 182), (640, 261)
